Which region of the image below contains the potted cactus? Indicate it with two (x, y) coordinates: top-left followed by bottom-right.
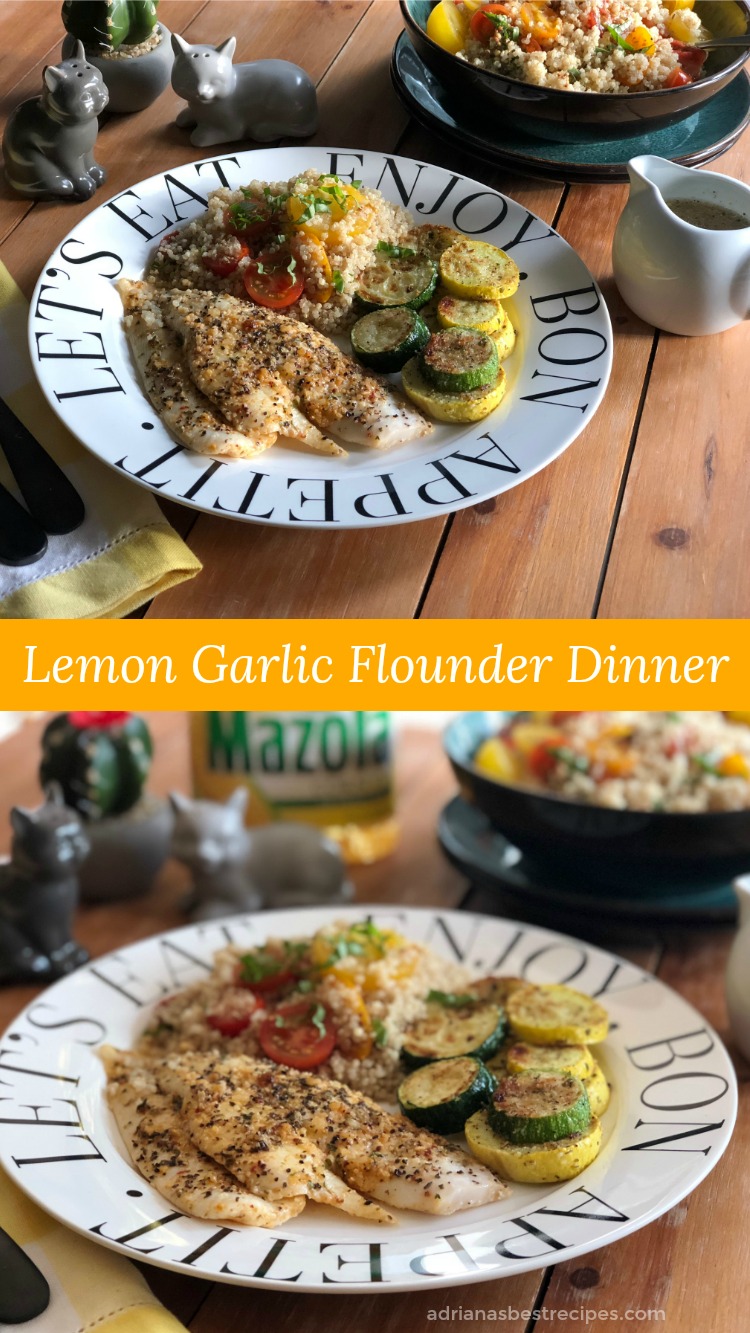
(39, 711), (172, 902)
(61, 1), (173, 113)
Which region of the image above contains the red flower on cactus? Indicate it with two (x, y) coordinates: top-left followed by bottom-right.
(68, 711), (131, 730)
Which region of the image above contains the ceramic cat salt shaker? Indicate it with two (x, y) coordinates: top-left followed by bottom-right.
(169, 787), (352, 921)
(0, 784), (90, 985)
(3, 41), (109, 201)
(170, 33), (318, 147)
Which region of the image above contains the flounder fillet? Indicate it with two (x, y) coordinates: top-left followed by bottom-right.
(117, 280), (268, 459)
(100, 1046), (304, 1226)
(156, 1052), (508, 1218)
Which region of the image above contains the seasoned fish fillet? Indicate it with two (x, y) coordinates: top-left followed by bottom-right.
(159, 289), (432, 452)
(157, 1053), (508, 1218)
(117, 280), (271, 459)
(100, 1046), (304, 1227)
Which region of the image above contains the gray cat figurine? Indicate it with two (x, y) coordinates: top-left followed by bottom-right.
(169, 787), (351, 921)
(170, 33), (318, 148)
(3, 41), (109, 201)
(0, 784), (90, 985)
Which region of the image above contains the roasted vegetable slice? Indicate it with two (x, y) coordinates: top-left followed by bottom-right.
(506, 984), (609, 1045)
(506, 1040), (594, 1081)
(357, 253), (438, 311)
(401, 1000), (506, 1067)
(350, 307), (430, 372)
(491, 308), (517, 363)
(421, 328), (499, 393)
(437, 295), (503, 334)
(439, 238), (520, 300)
(584, 1061), (611, 1118)
(466, 1108), (603, 1183)
(402, 358), (507, 423)
(398, 1056), (496, 1133)
(489, 1071), (591, 1145)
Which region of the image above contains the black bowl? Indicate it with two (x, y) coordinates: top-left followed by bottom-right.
(444, 712), (750, 896)
(401, 0), (750, 142)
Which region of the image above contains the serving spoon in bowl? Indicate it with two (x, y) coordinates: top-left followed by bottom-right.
(694, 33), (750, 49)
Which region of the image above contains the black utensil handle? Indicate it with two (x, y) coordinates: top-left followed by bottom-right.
(0, 1223), (51, 1323)
(0, 481), (48, 566)
(0, 396), (85, 536)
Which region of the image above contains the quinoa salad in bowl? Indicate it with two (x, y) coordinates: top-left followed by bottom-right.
(474, 711), (750, 812)
(427, 0), (730, 93)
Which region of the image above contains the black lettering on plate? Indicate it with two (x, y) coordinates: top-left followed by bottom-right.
(213, 471), (274, 519)
(424, 915), (482, 963)
(194, 157), (241, 189)
(521, 371), (601, 413)
(417, 461), (474, 506)
(91, 1211), (182, 1253)
(158, 939), (213, 989)
(376, 158), (428, 208)
(0, 1097), (82, 1126)
(287, 478), (337, 524)
(320, 1242), (386, 1284)
(24, 1005), (107, 1044)
(501, 212), (556, 253)
(222, 1236), (302, 1282)
(0, 1053), (79, 1086)
(326, 152), (364, 182)
(448, 434), (521, 477)
(59, 238), (123, 279)
(180, 1227), (238, 1266)
(162, 173), (208, 220)
(496, 1218), (567, 1261)
(531, 285), (601, 324)
(627, 1029), (715, 1072)
(410, 1234), (479, 1277)
(117, 444), (185, 487)
(622, 1118), (725, 1154)
(520, 942), (588, 986)
(354, 473), (409, 520)
(55, 367), (125, 401)
(640, 1072), (729, 1112)
(534, 1188), (629, 1225)
(182, 459), (224, 501)
(35, 330), (108, 361)
(106, 190), (175, 240)
(13, 1132), (106, 1168)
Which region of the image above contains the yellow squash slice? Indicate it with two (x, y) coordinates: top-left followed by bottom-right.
(506, 1040), (594, 1081)
(506, 984), (610, 1045)
(584, 1062), (611, 1118)
(437, 295), (503, 334)
(491, 308), (517, 363)
(465, 1108), (602, 1184)
(401, 358), (507, 423)
(439, 239), (520, 301)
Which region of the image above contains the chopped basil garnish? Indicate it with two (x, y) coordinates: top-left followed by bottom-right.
(372, 1018), (388, 1048)
(376, 241), (416, 259)
(332, 269), (344, 293)
(311, 1003), (327, 1038)
(238, 951), (283, 983)
(549, 746), (590, 774)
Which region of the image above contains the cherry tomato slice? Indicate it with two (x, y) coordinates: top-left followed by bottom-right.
(207, 1011), (251, 1037)
(224, 201), (276, 242)
(243, 248), (305, 310)
(528, 740), (562, 782)
(670, 41), (705, 82)
(236, 951), (296, 994)
(202, 241), (249, 278)
(259, 1000), (336, 1070)
(470, 5), (512, 43)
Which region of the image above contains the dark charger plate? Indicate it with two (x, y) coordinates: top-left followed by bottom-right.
(392, 32), (750, 183)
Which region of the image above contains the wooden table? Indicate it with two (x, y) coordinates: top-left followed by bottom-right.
(2, 2), (749, 618)
(0, 712), (748, 1331)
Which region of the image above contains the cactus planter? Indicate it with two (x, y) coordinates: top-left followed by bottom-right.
(39, 712), (172, 902)
(61, 1), (173, 113)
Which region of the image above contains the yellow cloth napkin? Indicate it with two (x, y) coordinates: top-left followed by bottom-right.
(0, 1170), (186, 1333)
(0, 264), (201, 618)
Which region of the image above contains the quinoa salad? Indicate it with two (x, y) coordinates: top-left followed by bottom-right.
(442, 1), (713, 93)
(136, 919), (472, 1102)
(474, 711), (750, 812)
(147, 170), (413, 335)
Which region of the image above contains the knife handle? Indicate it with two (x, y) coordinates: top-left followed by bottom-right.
(0, 1222), (50, 1323)
(0, 399), (85, 535)
(0, 481), (48, 566)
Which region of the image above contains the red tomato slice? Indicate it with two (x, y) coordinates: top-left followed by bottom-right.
(224, 201), (276, 243)
(243, 249), (305, 310)
(202, 241), (249, 278)
(528, 740), (562, 782)
(670, 41), (705, 82)
(206, 1011), (251, 1037)
(551, 712), (582, 725)
(470, 5), (512, 42)
(236, 952), (296, 994)
(259, 1000), (336, 1070)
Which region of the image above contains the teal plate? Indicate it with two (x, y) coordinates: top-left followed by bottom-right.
(439, 797), (739, 923)
(392, 32), (750, 183)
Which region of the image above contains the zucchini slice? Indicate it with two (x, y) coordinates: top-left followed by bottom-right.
(506, 1041), (594, 1081)
(357, 254), (438, 311)
(437, 296), (503, 334)
(421, 328), (499, 393)
(584, 1061), (611, 1118)
(401, 1001), (506, 1068)
(506, 984), (609, 1046)
(398, 1056), (496, 1134)
(467, 976), (530, 1008)
(350, 307), (430, 372)
(408, 223), (466, 261)
(491, 308), (517, 363)
(402, 358), (507, 423)
(466, 1108), (602, 1184)
(439, 239), (520, 301)
(489, 1071), (591, 1145)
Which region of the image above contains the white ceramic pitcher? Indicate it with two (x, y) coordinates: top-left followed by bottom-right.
(726, 874), (750, 1063)
(613, 154), (750, 336)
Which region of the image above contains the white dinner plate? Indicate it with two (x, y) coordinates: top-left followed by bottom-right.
(29, 147), (612, 529)
(0, 906), (735, 1294)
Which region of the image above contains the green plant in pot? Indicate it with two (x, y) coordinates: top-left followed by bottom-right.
(39, 711), (172, 902)
(61, 1), (174, 113)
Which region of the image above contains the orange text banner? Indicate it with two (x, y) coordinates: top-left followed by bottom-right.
(3, 619), (750, 710)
